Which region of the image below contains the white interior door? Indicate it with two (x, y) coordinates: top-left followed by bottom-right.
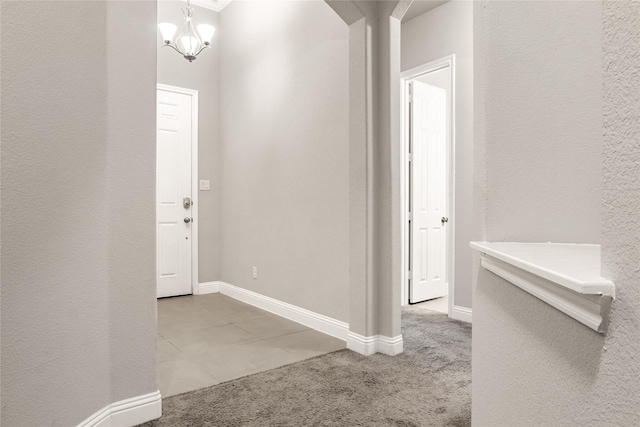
(410, 80), (448, 303)
(157, 89), (192, 298)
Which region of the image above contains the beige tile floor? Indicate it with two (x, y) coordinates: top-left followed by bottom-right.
(412, 295), (449, 314)
(157, 293), (346, 397)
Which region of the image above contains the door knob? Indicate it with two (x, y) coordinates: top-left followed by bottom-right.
(184, 217), (191, 223)
(441, 217), (449, 224)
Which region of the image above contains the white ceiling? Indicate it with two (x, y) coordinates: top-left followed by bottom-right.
(402, 0), (449, 22)
(190, 0), (233, 12)
(189, 0), (449, 20)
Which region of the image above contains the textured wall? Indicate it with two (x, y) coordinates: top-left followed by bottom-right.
(1, 1), (157, 425)
(479, 1), (602, 244)
(599, 0), (640, 423)
(158, 2), (221, 283)
(107, 1), (158, 405)
(472, 1), (640, 425)
(219, 1), (350, 322)
(1, 3), (111, 425)
(401, 1), (474, 309)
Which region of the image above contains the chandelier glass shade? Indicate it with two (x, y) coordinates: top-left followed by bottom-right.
(159, 0), (215, 62)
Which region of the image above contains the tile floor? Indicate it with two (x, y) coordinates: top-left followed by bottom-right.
(413, 295), (449, 314)
(157, 293), (346, 397)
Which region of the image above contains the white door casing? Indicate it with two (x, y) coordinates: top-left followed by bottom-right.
(410, 80), (449, 303)
(157, 88), (193, 298)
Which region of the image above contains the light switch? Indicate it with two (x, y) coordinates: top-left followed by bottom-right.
(199, 180), (210, 191)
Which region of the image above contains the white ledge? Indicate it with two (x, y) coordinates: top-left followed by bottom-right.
(470, 242), (614, 333)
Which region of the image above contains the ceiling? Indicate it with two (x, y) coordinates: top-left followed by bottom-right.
(190, 0), (233, 12)
(402, 0), (450, 22)
(189, 0), (449, 20)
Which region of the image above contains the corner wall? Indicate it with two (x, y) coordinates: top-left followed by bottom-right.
(472, 1), (640, 425)
(1, 1), (158, 425)
(1, 3), (111, 424)
(107, 1), (158, 405)
(401, 1), (474, 309)
(219, 0), (350, 322)
(157, 1), (221, 283)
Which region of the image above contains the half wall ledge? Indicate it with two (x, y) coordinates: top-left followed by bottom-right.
(470, 242), (615, 333)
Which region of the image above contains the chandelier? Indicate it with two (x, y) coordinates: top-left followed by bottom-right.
(158, 0), (215, 62)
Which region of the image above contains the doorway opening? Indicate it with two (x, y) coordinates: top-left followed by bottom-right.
(156, 84), (199, 298)
(400, 55), (455, 316)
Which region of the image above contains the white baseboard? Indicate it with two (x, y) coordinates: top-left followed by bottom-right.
(346, 332), (404, 356)
(450, 305), (472, 323)
(197, 281), (220, 295)
(204, 281), (350, 341)
(378, 334), (404, 355)
(197, 281), (406, 356)
(346, 332), (377, 355)
(78, 390), (161, 427)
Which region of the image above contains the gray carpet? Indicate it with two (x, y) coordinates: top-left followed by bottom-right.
(141, 306), (471, 427)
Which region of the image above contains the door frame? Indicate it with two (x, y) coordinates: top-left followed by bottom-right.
(400, 55), (456, 315)
(156, 83), (199, 295)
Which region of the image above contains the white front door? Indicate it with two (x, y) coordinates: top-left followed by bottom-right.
(157, 89), (193, 298)
(410, 80), (448, 303)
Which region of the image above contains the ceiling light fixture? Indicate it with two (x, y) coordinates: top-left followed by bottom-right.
(158, 0), (215, 62)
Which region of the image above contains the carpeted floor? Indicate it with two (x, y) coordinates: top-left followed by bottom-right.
(141, 306), (471, 427)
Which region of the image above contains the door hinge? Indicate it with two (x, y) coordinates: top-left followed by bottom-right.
(408, 153), (413, 162)
(408, 83), (413, 103)
(408, 212), (413, 221)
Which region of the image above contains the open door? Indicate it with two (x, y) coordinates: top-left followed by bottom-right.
(409, 80), (449, 303)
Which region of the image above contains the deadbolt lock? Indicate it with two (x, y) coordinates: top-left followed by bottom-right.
(441, 217), (449, 224)
(183, 197), (192, 209)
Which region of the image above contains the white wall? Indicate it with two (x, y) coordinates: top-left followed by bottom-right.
(472, 1), (640, 425)
(402, 1), (474, 309)
(1, 1), (157, 425)
(219, 0), (350, 322)
(158, 1), (221, 283)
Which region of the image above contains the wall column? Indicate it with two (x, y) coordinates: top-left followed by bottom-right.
(325, 0), (411, 355)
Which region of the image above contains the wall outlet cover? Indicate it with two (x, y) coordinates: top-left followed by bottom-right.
(199, 180), (210, 191)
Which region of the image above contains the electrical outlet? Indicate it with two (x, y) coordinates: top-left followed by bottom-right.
(252, 266), (258, 279)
